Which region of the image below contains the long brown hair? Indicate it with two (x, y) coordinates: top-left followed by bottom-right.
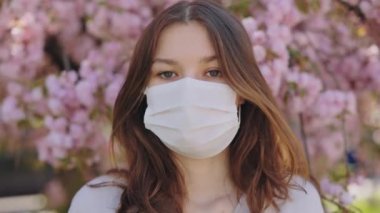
(111, 0), (309, 212)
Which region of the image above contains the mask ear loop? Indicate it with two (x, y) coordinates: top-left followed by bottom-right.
(238, 105), (241, 123)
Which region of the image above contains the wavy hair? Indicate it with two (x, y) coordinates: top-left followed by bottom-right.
(110, 0), (309, 212)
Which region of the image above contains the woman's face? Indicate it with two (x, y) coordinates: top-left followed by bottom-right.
(148, 21), (226, 87)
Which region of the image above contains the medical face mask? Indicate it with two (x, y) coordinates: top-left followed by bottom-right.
(143, 77), (240, 159)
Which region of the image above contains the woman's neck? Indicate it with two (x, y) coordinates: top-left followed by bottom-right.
(175, 149), (237, 207)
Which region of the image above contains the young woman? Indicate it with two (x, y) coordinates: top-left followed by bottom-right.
(69, 1), (324, 212)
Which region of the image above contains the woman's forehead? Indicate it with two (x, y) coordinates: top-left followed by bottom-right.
(153, 21), (217, 62)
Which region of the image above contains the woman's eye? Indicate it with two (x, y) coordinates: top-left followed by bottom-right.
(158, 71), (177, 79)
(206, 69), (222, 78)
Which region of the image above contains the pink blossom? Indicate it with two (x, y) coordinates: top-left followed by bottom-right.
(320, 131), (345, 163)
(319, 0), (333, 13)
(47, 98), (65, 116)
(104, 77), (124, 107)
(45, 75), (62, 97)
(312, 90), (357, 118)
(0, 61), (22, 79)
(250, 31), (266, 45)
(0, 96), (25, 122)
(293, 32), (308, 46)
(339, 192), (354, 206)
(6, 82), (24, 97)
(242, 17), (258, 35)
(285, 70), (323, 113)
(264, 2), (285, 24)
(75, 80), (97, 109)
(321, 177), (344, 196)
(271, 59), (289, 75)
(69, 123), (84, 141)
(267, 25), (292, 44)
(72, 110), (90, 124)
(253, 45), (266, 63)
(259, 64), (282, 96)
(87, 7), (109, 38)
(108, 0), (140, 10)
(320, 176), (354, 206)
(45, 116), (68, 132)
(9, 13), (44, 43)
(272, 40), (289, 59)
(110, 12), (143, 38)
(23, 87), (43, 102)
(359, 1), (372, 14)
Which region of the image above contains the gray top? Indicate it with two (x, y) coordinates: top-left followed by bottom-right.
(69, 175), (324, 213)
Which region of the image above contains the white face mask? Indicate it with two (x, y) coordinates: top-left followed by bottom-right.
(143, 77), (240, 159)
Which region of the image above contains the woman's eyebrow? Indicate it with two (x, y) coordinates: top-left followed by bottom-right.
(152, 58), (178, 65)
(152, 55), (217, 65)
(200, 55), (217, 63)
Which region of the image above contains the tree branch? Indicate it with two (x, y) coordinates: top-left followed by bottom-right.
(321, 195), (362, 213)
(335, 0), (366, 22)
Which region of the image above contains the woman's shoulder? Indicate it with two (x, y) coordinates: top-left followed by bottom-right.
(277, 175), (324, 213)
(68, 175), (126, 213)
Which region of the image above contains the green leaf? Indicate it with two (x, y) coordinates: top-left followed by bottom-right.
(228, 0), (251, 17)
(295, 0), (310, 14)
(310, 0), (321, 12)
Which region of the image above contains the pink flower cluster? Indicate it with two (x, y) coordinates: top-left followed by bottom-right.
(85, 0), (152, 40)
(0, 0), (151, 168)
(360, 0), (380, 21)
(241, 0), (302, 96)
(1, 83), (26, 123)
(285, 69), (323, 113)
(32, 72), (106, 167)
(0, 6), (45, 80)
(239, 0), (380, 208)
(305, 91), (359, 163)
